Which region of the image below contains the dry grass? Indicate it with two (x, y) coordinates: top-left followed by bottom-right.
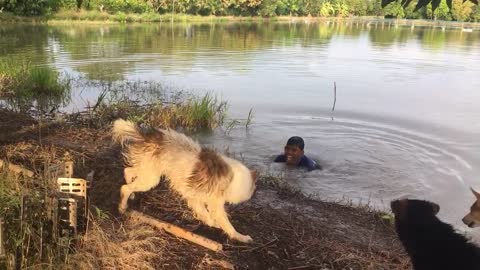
(66, 215), (165, 270)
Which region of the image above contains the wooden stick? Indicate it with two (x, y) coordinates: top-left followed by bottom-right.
(128, 210), (223, 252)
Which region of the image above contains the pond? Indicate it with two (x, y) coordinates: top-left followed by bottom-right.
(1, 20), (480, 233)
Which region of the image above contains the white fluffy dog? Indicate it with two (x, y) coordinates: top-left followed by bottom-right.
(112, 119), (257, 243)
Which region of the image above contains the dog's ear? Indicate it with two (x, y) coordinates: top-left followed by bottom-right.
(391, 199), (408, 220)
(471, 187), (480, 200)
(250, 170), (258, 182)
(431, 202), (440, 215)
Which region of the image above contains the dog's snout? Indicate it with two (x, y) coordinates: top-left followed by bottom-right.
(463, 215), (476, 228)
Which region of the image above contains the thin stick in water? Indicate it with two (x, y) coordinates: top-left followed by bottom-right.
(332, 81), (337, 113)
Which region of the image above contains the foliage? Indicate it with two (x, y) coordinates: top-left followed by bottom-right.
(319, 2), (335, 17)
(472, 5), (480, 21)
(381, 0), (478, 13)
(383, 0), (405, 18)
(426, 0), (452, 20)
(0, 0), (59, 15)
(451, 0), (475, 21)
(335, 1), (350, 17)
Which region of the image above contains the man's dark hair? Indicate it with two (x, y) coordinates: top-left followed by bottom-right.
(286, 136), (305, 150)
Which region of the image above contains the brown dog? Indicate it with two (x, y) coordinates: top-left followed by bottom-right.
(463, 188), (480, 228)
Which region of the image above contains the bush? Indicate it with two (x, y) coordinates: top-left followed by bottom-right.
(258, 0), (278, 17)
(0, 0), (59, 16)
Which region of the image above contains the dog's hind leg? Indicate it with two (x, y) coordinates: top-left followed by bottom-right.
(207, 199), (252, 243)
(118, 172), (161, 214)
(124, 167), (137, 200)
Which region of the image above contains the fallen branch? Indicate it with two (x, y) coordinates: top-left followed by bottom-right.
(0, 159), (34, 178)
(128, 210), (223, 252)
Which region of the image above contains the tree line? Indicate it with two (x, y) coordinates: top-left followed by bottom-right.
(0, 0), (479, 21)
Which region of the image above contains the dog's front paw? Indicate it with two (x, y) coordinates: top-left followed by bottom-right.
(205, 219), (220, 229)
(232, 233), (253, 243)
(118, 206), (127, 214)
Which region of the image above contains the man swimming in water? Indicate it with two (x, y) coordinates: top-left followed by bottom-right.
(274, 136), (321, 171)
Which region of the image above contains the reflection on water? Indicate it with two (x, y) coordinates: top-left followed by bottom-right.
(1, 21), (480, 234)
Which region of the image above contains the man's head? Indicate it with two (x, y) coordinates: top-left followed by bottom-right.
(284, 136), (305, 166)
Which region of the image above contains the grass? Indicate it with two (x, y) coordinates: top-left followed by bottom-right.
(95, 92), (228, 132)
(148, 92), (228, 132)
(0, 58), (71, 113)
(61, 79), (231, 133)
(0, 59), (30, 96)
(0, 170), (61, 269)
(73, 87), (228, 133)
(47, 10), (248, 23)
(0, 64), (243, 134)
(0, 12), (45, 23)
(0, 10), (280, 24)
(51, 11), (275, 23)
(222, 107), (254, 135)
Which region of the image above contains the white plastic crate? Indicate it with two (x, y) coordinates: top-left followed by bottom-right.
(58, 198), (78, 231)
(57, 178), (88, 200)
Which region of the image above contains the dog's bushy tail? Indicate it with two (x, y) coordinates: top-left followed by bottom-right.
(112, 119), (144, 146)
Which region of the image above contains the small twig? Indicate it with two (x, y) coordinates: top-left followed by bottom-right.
(331, 81), (337, 114)
(246, 108), (254, 129)
(288, 265), (316, 270)
(241, 237), (278, 253)
(38, 116), (42, 145)
(202, 254), (235, 270)
(0, 219), (5, 258)
(39, 223), (43, 260)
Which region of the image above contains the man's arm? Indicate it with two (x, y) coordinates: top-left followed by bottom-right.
(274, 154), (286, 162)
(306, 157), (321, 171)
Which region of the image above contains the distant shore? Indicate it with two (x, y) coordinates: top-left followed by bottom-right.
(1, 12), (480, 31)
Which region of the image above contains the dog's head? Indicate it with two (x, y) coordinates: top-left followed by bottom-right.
(223, 157), (258, 204)
(462, 188), (480, 228)
(391, 199), (440, 225)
